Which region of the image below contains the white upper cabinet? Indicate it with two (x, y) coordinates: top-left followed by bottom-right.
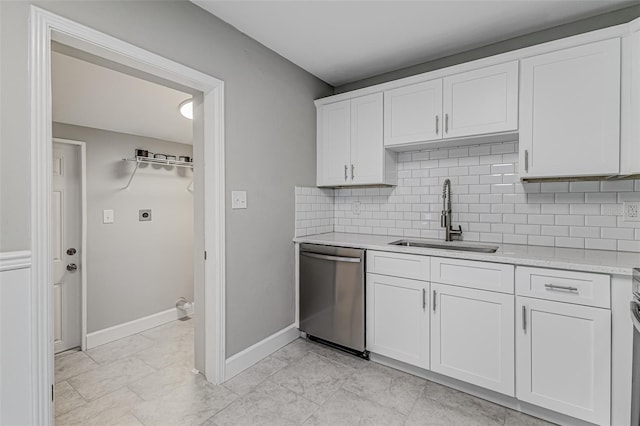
(317, 93), (396, 187)
(519, 39), (621, 179)
(384, 80), (443, 146)
(383, 61), (518, 147)
(350, 94), (385, 185)
(318, 99), (351, 186)
(443, 61), (518, 138)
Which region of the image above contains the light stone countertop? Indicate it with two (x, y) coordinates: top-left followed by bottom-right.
(293, 232), (640, 277)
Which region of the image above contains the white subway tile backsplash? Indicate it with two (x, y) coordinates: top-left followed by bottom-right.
(296, 141), (640, 252)
(585, 238), (617, 250)
(601, 180), (634, 192)
(555, 237), (584, 249)
(570, 181), (600, 192)
(528, 215), (555, 225)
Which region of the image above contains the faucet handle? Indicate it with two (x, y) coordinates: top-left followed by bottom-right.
(450, 225), (463, 239)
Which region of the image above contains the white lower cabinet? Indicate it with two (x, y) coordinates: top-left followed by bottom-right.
(366, 273), (429, 369)
(430, 282), (515, 396)
(516, 296), (611, 425)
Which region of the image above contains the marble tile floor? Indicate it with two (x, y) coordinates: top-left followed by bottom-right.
(55, 320), (554, 425)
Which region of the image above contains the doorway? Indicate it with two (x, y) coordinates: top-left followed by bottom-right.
(30, 6), (226, 423)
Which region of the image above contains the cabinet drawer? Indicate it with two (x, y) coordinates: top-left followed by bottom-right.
(516, 267), (610, 309)
(367, 251), (429, 281)
(430, 257), (514, 293)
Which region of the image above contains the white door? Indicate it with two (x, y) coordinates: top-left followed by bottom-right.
(366, 273), (429, 369)
(519, 38), (620, 178)
(516, 297), (611, 425)
(431, 283), (515, 396)
(350, 93), (383, 185)
(443, 61), (518, 138)
(384, 80), (443, 146)
(52, 142), (82, 353)
(317, 99), (351, 186)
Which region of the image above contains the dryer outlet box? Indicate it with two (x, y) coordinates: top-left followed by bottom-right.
(139, 209), (152, 221)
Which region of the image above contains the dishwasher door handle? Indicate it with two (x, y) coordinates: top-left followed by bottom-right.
(300, 251), (362, 263)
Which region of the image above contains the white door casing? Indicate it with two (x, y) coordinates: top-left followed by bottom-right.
(52, 142), (82, 353)
(30, 7), (226, 425)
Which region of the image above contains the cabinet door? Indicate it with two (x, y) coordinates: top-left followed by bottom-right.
(317, 100), (351, 186)
(443, 61), (518, 138)
(520, 39), (620, 178)
(516, 297), (611, 425)
(351, 93), (383, 185)
(431, 283), (515, 396)
(366, 273), (429, 369)
(384, 80), (442, 146)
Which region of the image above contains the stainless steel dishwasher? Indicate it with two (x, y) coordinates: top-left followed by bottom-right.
(299, 244), (367, 357)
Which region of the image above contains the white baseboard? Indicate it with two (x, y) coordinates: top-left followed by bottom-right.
(225, 324), (300, 381)
(86, 307), (188, 349)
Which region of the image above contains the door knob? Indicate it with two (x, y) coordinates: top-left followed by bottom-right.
(66, 248), (77, 256)
(66, 263), (78, 272)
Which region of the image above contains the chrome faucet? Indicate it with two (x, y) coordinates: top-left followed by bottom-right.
(441, 178), (463, 241)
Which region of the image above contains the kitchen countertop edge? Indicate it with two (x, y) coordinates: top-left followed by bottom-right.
(294, 232), (640, 277)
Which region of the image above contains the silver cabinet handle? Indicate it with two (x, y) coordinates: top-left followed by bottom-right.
(351, 164), (354, 180)
(545, 284), (578, 292)
(435, 115), (439, 134)
(344, 164), (348, 181)
(300, 251), (361, 263)
(432, 290), (436, 312)
(522, 305), (527, 332)
(445, 113), (449, 133)
(524, 150), (529, 173)
(422, 288), (426, 310)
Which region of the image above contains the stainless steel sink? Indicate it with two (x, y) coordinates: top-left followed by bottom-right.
(389, 239), (498, 253)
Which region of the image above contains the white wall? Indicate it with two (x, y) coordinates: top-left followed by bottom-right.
(53, 123), (194, 333)
(0, 0), (331, 365)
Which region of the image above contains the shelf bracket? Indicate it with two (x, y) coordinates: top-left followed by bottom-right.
(124, 160), (140, 190)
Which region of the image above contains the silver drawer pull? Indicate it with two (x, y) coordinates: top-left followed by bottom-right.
(544, 284), (578, 292)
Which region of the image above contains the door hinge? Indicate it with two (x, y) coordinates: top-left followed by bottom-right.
(204, 251), (207, 260)
(52, 384), (54, 401)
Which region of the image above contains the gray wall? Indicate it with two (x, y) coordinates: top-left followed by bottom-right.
(53, 123), (194, 333)
(335, 4), (640, 93)
(0, 1), (332, 356)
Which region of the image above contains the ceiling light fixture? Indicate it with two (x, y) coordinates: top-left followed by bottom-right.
(179, 99), (193, 120)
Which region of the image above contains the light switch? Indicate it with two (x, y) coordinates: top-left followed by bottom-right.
(103, 209), (114, 224)
(231, 191), (247, 209)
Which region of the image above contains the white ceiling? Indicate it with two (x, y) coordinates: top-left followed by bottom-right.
(193, 0), (635, 86)
(52, 51), (193, 144)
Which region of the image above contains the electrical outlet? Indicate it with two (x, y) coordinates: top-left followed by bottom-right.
(624, 202), (640, 222)
(231, 191), (247, 209)
(353, 201), (362, 215)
